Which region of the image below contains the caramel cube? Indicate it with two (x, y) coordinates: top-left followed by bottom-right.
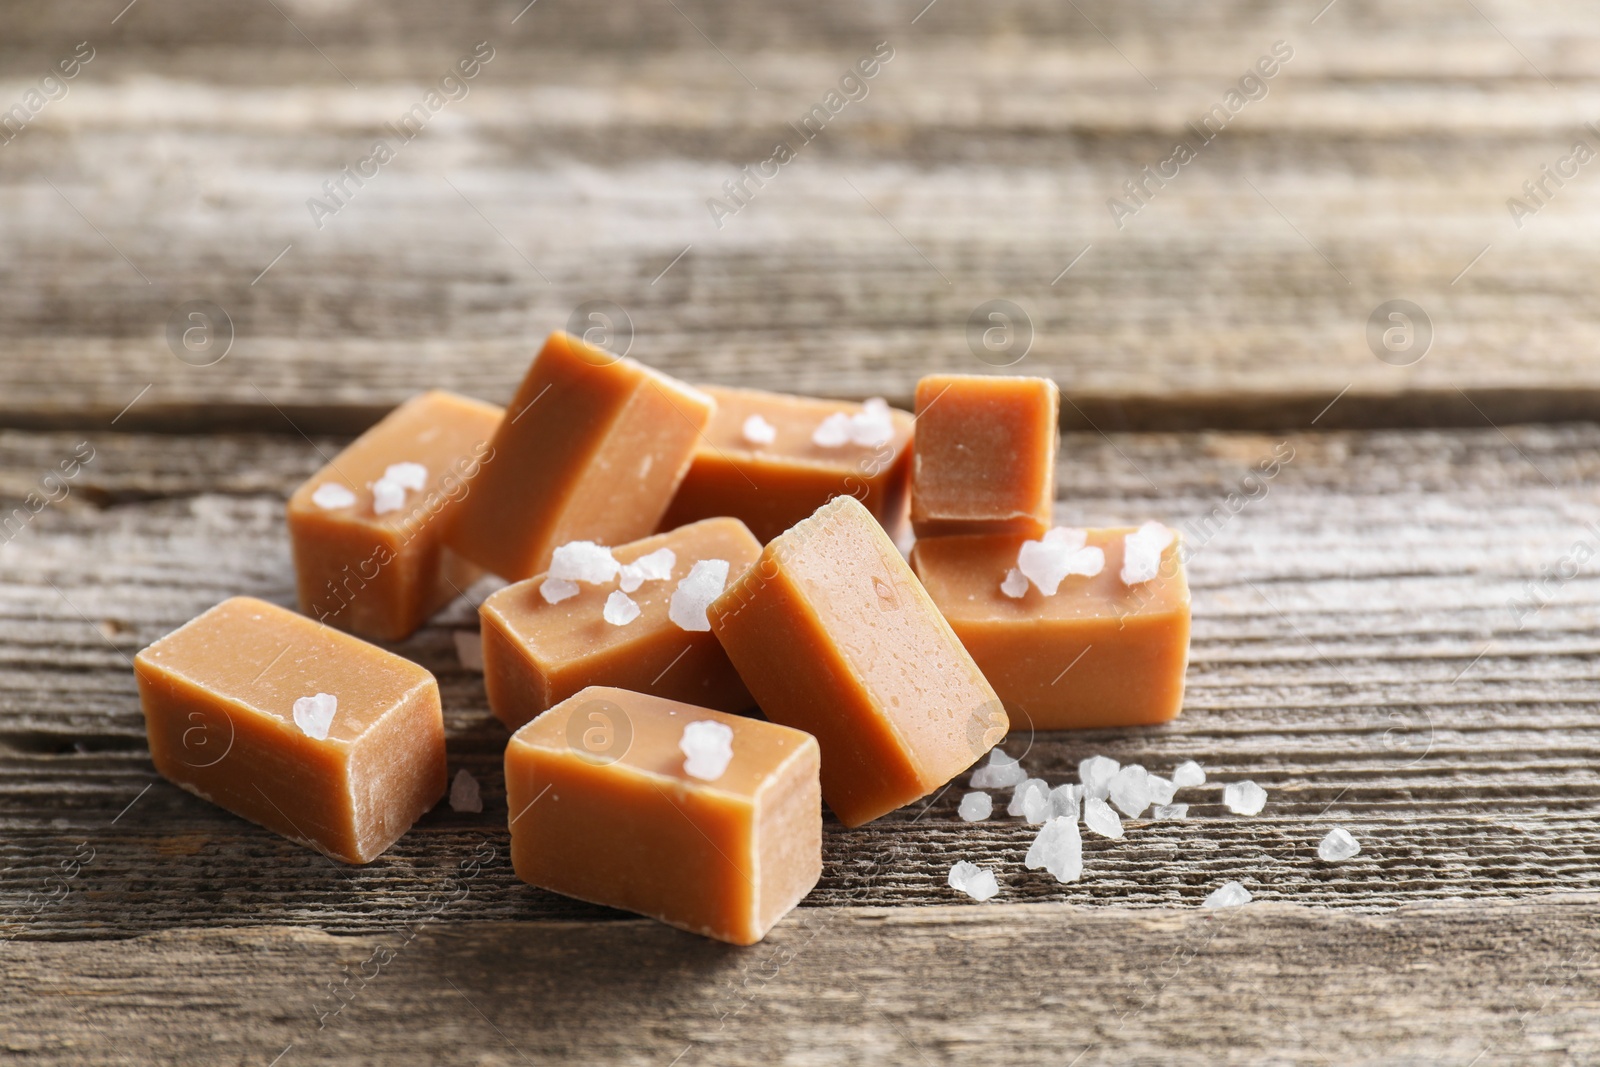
(287, 389), (501, 642)
(447, 331), (715, 582)
(134, 596), (447, 863)
(708, 495), (1006, 827)
(479, 517), (762, 731)
(660, 385), (914, 543)
(505, 686), (821, 945)
(910, 527), (1191, 730)
(910, 374), (1059, 538)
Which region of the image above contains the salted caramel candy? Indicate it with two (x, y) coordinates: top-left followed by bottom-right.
(134, 597), (447, 864)
(505, 686), (821, 945)
(708, 495), (1006, 827)
(910, 525), (1191, 730)
(660, 386), (913, 543)
(287, 389), (501, 642)
(479, 517), (762, 731)
(910, 374), (1059, 539)
(447, 331), (715, 582)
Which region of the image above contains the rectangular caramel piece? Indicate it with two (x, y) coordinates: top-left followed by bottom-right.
(505, 686), (821, 945)
(910, 374), (1059, 538)
(708, 495), (1006, 827)
(479, 517), (761, 731)
(447, 331), (714, 582)
(287, 389), (501, 641)
(135, 597), (447, 863)
(660, 385), (913, 543)
(910, 527), (1191, 730)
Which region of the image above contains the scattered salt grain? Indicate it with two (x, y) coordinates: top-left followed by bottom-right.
(1203, 881), (1252, 909)
(449, 768), (483, 813)
(1171, 760), (1206, 789)
(1108, 763), (1155, 819)
(540, 577), (580, 604)
(741, 414), (777, 446)
(292, 692), (337, 741)
(1152, 803), (1189, 821)
(311, 482), (356, 510)
(1016, 528), (1105, 595)
(679, 720), (735, 781)
(1223, 780), (1268, 816)
(453, 630), (484, 671)
(1043, 527), (1087, 551)
(1026, 816), (1084, 883)
(1120, 521), (1175, 585)
(1148, 774), (1177, 807)
(1078, 755), (1120, 800)
(383, 462), (428, 492)
(668, 558), (730, 631)
(1318, 827), (1361, 862)
(371, 477), (406, 515)
(1048, 783), (1080, 821)
(970, 748), (1028, 789)
(603, 590), (641, 626)
(618, 549), (676, 593)
(1000, 568), (1029, 599)
(811, 412), (853, 447)
(549, 541), (621, 584)
(947, 860), (1000, 901)
(1083, 797), (1124, 839)
(848, 398), (896, 447)
(958, 791), (992, 822)
(1007, 777), (1050, 824)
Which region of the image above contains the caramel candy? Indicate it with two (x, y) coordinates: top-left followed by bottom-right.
(910, 526), (1191, 730)
(479, 517), (761, 731)
(910, 374), (1060, 538)
(660, 386), (913, 543)
(505, 686), (821, 945)
(447, 331), (714, 582)
(709, 495), (1006, 827)
(134, 596), (447, 863)
(287, 389), (500, 642)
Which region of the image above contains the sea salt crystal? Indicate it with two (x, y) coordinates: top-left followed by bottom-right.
(1048, 783), (1080, 820)
(453, 630), (484, 671)
(848, 398), (896, 448)
(947, 860), (1000, 901)
(1026, 816), (1083, 883)
(1223, 780), (1268, 816)
(617, 547), (675, 593)
(1108, 763), (1155, 819)
(383, 462), (427, 492)
(603, 590), (641, 626)
(449, 768), (483, 813)
(958, 791), (992, 822)
(1148, 774), (1177, 807)
(1007, 778), (1050, 824)
(1079, 755), (1120, 800)
(741, 414), (777, 446)
(292, 692), (337, 741)
(1083, 797), (1124, 839)
(811, 412), (853, 447)
(540, 577), (580, 604)
(970, 748), (1028, 789)
(311, 482), (356, 510)
(549, 541), (620, 584)
(1043, 526), (1087, 551)
(1203, 881), (1252, 909)
(1016, 529), (1105, 596)
(1120, 521), (1175, 585)
(679, 720), (735, 781)
(1318, 827), (1361, 862)
(1171, 760), (1206, 789)
(1000, 568), (1029, 599)
(1152, 803), (1189, 821)
(371, 477), (406, 515)
(668, 558), (730, 631)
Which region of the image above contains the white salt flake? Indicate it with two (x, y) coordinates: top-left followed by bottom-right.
(1203, 881), (1252, 909)
(549, 541), (620, 584)
(741, 413), (777, 446)
(1079, 755), (1120, 800)
(1043, 526), (1087, 550)
(1171, 760), (1207, 789)
(1121, 521), (1176, 585)
(383, 462), (427, 491)
(453, 630), (484, 671)
(311, 482), (356, 510)
(1049, 783), (1080, 821)
(292, 692), (337, 741)
(668, 558), (730, 632)
(1148, 774), (1177, 807)
(1017, 527), (1104, 595)
(848, 398), (896, 447)
(1083, 796), (1124, 839)
(1318, 827), (1361, 862)
(371, 477), (406, 515)
(957, 791), (992, 822)
(1000, 567), (1029, 599)
(1109, 764), (1155, 819)
(540, 577), (580, 604)
(1007, 778), (1049, 821)
(679, 720), (734, 781)
(947, 860), (1000, 902)
(603, 590), (641, 626)
(970, 748), (1028, 789)
(449, 768), (483, 813)
(811, 412), (853, 447)
(1223, 780), (1268, 816)
(620, 547), (677, 594)
(1152, 803), (1189, 821)
(1026, 816), (1083, 883)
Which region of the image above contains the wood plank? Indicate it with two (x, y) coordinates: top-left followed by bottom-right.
(7, 899), (1600, 1065)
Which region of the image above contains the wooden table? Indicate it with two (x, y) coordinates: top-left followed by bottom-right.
(5, 2), (1600, 1063)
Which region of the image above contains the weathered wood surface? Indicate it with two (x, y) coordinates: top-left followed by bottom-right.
(7, 898), (1600, 1066)
(4, 0), (1600, 429)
